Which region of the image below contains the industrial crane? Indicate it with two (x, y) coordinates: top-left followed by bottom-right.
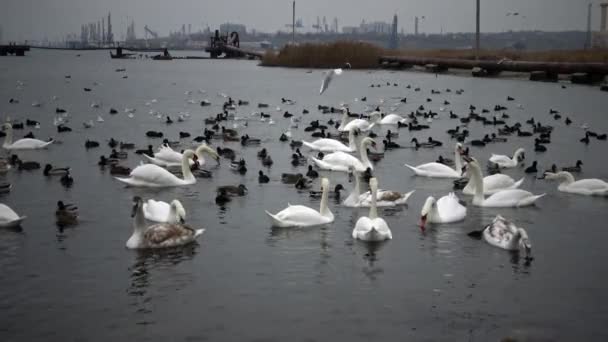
(144, 25), (158, 39)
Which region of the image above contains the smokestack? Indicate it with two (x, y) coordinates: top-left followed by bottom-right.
(601, 3), (608, 32)
(414, 16), (419, 35)
(292, 1), (296, 44)
(475, 0), (480, 58)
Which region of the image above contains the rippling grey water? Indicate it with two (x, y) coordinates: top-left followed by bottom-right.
(1, 50), (608, 341)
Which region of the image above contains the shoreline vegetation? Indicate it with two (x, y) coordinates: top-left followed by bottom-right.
(260, 41), (608, 69)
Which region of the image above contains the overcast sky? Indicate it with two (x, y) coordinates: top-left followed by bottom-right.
(0, 0), (600, 42)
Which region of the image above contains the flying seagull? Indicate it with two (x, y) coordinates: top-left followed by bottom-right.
(320, 62), (351, 95)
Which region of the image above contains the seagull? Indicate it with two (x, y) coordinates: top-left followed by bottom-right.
(320, 63), (351, 95)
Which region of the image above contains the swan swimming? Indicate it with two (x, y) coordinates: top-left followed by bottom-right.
(143, 199), (187, 223)
(266, 178), (334, 228)
(143, 143), (219, 167)
(302, 126), (357, 153)
(405, 143), (464, 178)
(462, 173), (524, 195)
(0, 203), (26, 228)
(465, 158), (545, 207)
(311, 137), (376, 172)
(127, 197), (204, 249)
(420, 193), (467, 229)
(544, 171), (608, 196)
(370, 112), (408, 125)
(2, 123), (53, 150)
(479, 215), (532, 257)
(352, 178), (392, 241)
(489, 148), (525, 168)
(115, 150), (198, 187)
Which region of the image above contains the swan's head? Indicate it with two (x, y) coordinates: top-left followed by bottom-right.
(131, 196), (143, 218)
(321, 177), (330, 192)
(420, 196), (436, 231)
(170, 200), (186, 224)
(196, 144), (220, 162)
(514, 148), (525, 161)
(518, 228), (532, 257)
(455, 142), (464, 154)
(362, 137), (377, 150)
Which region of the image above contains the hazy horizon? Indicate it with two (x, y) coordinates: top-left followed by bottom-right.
(1, 0), (601, 42)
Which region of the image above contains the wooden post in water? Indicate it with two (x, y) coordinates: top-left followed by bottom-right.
(475, 0), (480, 59)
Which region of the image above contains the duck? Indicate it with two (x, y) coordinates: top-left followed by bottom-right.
(126, 196), (204, 249)
(472, 215), (532, 258)
(544, 171), (608, 196)
(241, 135), (261, 146)
(410, 137), (436, 149)
(85, 140), (100, 149)
(352, 178), (392, 242)
(110, 164), (131, 175)
(143, 199), (186, 223)
(2, 123), (53, 150)
(144, 143), (219, 168)
(109, 149), (128, 159)
(306, 165), (319, 179)
(419, 193), (467, 230)
(489, 148), (525, 168)
(258, 170), (270, 183)
(464, 158), (545, 207)
(43, 164), (70, 176)
(534, 140), (547, 152)
(524, 161), (538, 174)
(215, 189), (232, 205)
(262, 155), (274, 167)
(60, 171), (74, 187)
(404, 143), (464, 178)
(55, 201), (78, 227)
(230, 158), (247, 174)
(281, 173), (303, 184)
(0, 204), (26, 228)
(115, 150), (198, 187)
(295, 177), (313, 190)
(266, 178), (334, 228)
(310, 184), (344, 200)
(217, 184), (248, 197)
(311, 137), (376, 173)
(303, 126), (357, 153)
(343, 170), (414, 207)
(562, 160), (583, 172)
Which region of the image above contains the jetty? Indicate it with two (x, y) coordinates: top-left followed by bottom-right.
(0, 45), (30, 56)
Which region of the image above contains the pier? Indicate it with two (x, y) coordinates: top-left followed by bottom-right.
(204, 30), (263, 59)
(0, 45), (30, 56)
(379, 55), (608, 83)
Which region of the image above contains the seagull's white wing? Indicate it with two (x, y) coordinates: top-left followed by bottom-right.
(319, 69), (343, 95)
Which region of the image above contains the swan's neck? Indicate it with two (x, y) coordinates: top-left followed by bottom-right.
(181, 154), (195, 183)
(359, 142), (371, 167)
(512, 150), (522, 162)
(454, 145), (463, 173)
(133, 204), (147, 235)
(348, 129), (356, 151)
(369, 183), (378, 219)
(319, 183), (331, 217)
(559, 172), (575, 185)
(470, 164), (485, 205)
(338, 110), (349, 130)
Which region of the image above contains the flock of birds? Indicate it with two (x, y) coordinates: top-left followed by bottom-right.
(2, 64), (608, 262)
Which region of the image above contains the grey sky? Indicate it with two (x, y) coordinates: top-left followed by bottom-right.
(0, 0), (600, 42)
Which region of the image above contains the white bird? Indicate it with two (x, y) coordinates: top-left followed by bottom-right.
(0, 203), (26, 228)
(489, 148), (525, 168)
(31, 101), (41, 107)
(303, 127), (357, 153)
(352, 178), (392, 241)
(405, 143), (464, 178)
(97, 115), (104, 123)
(124, 108), (136, 114)
(311, 137), (376, 172)
(370, 112), (408, 125)
(143, 199), (187, 223)
(2, 123), (53, 150)
(478, 215), (532, 257)
(544, 171), (608, 196)
(143, 143), (219, 168)
(462, 174), (524, 195)
(320, 68), (343, 95)
(419, 193), (467, 229)
(343, 170), (414, 207)
(126, 196), (204, 249)
(266, 178), (334, 228)
(465, 158), (545, 207)
(115, 150), (198, 187)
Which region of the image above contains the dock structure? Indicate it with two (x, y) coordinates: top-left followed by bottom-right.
(204, 30), (263, 59)
(379, 55), (608, 83)
(0, 45), (30, 56)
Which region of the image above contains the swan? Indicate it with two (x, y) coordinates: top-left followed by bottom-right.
(371, 112), (408, 125)
(343, 170), (414, 207)
(143, 143), (219, 167)
(404, 143), (464, 178)
(489, 148), (525, 168)
(127, 197), (204, 249)
(544, 171), (608, 196)
(352, 178), (392, 241)
(311, 137), (375, 172)
(320, 68), (344, 95)
(465, 158), (545, 207)
(462, 174), (524, 195)
(0, 204), (26, 228)
(419, 193), (467, 230)
(266, 177), (334, 228)
(342, 118), (375, 132)
(478, 215), (532, 257)
(115, 150), (198, 187)
(302, 126), (357, 153)
(2, 123), (53, 150)
(143, 199), (187, 223)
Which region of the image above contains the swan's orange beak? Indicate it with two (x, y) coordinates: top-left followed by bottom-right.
(420, 215), (427, 231)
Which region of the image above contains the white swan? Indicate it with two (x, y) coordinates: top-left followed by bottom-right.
(544, 171), (608, 196)
(311, 137), (375, 172)
(371, 112), (408, 125)
(302, 126), (357, 153)
(2, 123), (53, 150)
(462, 174), (524, 195)
(115, 150), (198, 187)
(266, 178), (334, 228)
(352, 178), (392, 241)
(405, 143), (464, 178)
(320, 68), (343, 95)
(143, 199), (186, 223)
(482, 215), (531, 257)
(420, 193), (467, 229)
(343, 170), (414, 207)
(143, 143), (219, 167)
(127, 197), (204, 249)
(466, 158), (545, 207)
(0, 204), (26, 228)
(489, 148), (525, 168)
(342, 118), (375, 132)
